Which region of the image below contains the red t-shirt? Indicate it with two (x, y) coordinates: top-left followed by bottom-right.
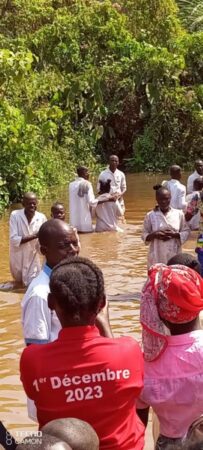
(20, 326), (144, 450)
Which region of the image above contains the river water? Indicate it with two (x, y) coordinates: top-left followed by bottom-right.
(0, 173), (197, 438)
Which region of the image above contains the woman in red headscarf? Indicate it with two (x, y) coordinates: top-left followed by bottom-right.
(137, 264), (203, 450)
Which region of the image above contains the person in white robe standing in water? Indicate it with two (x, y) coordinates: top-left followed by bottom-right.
(187, 159), (203, 194)
(165, 165), (186, 210)
(142, 186), (190, 268)
(69, 166), (95, 233)
(95, 180), (123, 232)
(98, 155), (126, 214)
(9, 192), (46, 286)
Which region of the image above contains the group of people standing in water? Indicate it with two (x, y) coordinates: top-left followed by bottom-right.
(142, 159), (203, 275)
(1, 157), (203, 449)
(9, 154), (126, 287)
(139, 159), (203, 449)
(69, 154), (126, 233)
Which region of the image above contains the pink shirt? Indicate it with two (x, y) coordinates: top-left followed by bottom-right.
(138, 330), (203, 438)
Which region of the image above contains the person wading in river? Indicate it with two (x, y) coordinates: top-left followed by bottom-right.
(95, 180), (123, 232)
(97, 155), (127, 214)
(51, 202), (66, 221)
(187, 159), (203, 194)
(9, 192), (47, 286)
(69, 166), (96, 233)
(165, 165), (187, 211)
(142, 186), (190, 267)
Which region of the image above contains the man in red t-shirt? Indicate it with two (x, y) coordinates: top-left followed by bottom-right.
(20, 257), (144, 450)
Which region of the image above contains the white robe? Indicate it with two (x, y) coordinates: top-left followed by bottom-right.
(95, 194), (123, 232)
(21, 265), (61, 422)
(69, 177), (95, 232)
(97, 167), (126, 211)
(142, 208), (190, 268)
(186, 191), (201, 230)
(187, 170), (200, 194)
(9, 209), (47, 286)
(166, 179), (186, 210)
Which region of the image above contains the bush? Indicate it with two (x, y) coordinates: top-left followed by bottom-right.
(0, 0), (202, 212)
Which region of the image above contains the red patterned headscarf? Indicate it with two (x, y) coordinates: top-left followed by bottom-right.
(141, 264), (203, 361)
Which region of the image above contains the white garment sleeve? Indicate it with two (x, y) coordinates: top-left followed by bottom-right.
(187, 175), (193, 194)
(35, 214), (47, 253)
(177, 186), (187, 210)
(23, 296), (51, 343)
(116, 201), (123, 217)
(141, 214), (152, 244)
(179, 212), (191, 244)
(9, 213), (22, 247)
(188, 212), (200, 231)
(97, 174), (102, 193)
(120, 173), (127, 194)
(87, 183), (96, 206)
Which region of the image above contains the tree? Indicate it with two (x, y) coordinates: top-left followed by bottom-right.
(177, 0), (203, 32)
(117, 0), (183, 45)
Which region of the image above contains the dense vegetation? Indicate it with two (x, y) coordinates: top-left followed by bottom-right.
(0, 0), (203, 212)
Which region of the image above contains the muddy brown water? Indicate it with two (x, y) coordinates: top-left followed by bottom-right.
(0, 173), (197, 437)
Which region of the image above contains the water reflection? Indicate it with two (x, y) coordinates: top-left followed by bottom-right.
(0, 173), (197, 434)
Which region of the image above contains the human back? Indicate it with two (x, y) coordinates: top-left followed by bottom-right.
(20, 257), (144, 450)
(166, 165), (186, 210)
(69, 167), (95, 233)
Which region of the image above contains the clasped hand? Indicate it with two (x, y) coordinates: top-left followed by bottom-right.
(155, 229), (178, 240)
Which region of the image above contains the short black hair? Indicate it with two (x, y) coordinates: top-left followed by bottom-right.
(50, 257), (105, 319)
(99, 179), (111, 194)
(153, 185), (170, 197)
(22, 192), (37, 203)
(38, 219), (73, 246)
(170, 164), (181, 175)
(167, 253), (201, 275)
(77, 166), (88, 177)
(193, 177), (203, 191)
(51, 202), (65, 213)
(153, 184), (162, 191)
(195, 159), (203, 165)
(42, 418), (99, 450)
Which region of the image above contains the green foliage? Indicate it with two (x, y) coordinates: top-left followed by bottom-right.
(173, 32), (203, 83)
(117, 0), (183, 45)
(126, 87), (203, 171)
(0, 0), (202, 212)
(0, 178), (9, 215)
(177, 0), (203, 32)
